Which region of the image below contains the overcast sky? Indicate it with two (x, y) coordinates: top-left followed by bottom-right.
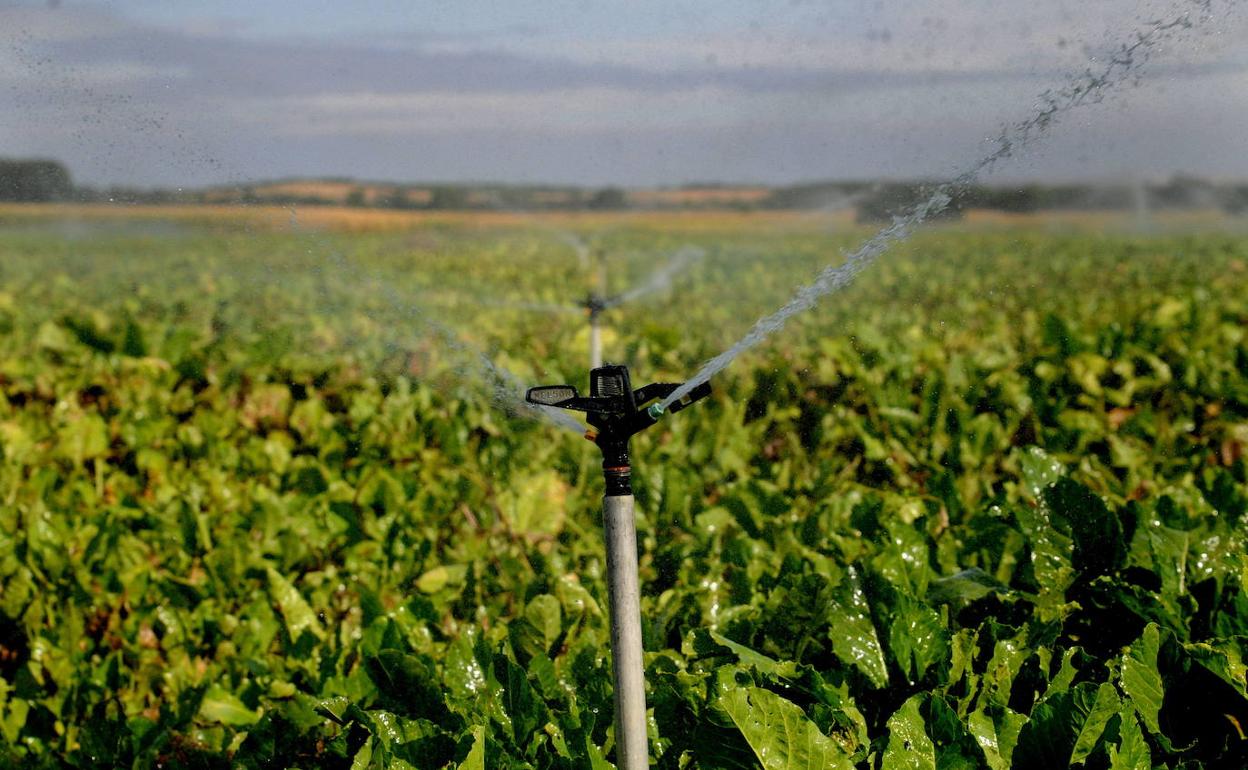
(1, 0), (1245, 188)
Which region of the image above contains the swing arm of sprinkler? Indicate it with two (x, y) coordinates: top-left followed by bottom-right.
(527, 364), (711, 491)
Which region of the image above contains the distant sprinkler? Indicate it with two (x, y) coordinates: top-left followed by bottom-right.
(527, 365), (711, 770)
(581, 292), (609, 369)
(499, 246), (703, 369)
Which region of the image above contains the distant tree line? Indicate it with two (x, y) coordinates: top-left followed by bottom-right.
(3, 157), (1247, 215)
(0, 159), (74, 202)
(763, 177), (1248, 221)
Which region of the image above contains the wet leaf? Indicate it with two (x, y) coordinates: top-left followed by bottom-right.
(267, 567), (325, 641)
(1184, 638), (1248, 700)
(881, 695), (935, 770)
(1071, 683), (1121, 764)
(719, 681), (854, 770)
(1108, 712), (1151, 770)
(1120, 624), (1166, 737)
(456, 726), (485, 770)
(198, 684), (261, 727)
(828, 569), (889, 688)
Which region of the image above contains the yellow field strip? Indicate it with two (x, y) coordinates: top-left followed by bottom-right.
(0, 202), (1238, 235)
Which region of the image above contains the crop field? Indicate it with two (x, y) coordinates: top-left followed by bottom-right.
(0, 208), (1246, 769)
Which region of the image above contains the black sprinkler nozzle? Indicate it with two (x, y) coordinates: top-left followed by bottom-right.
(581, 293), (610, 317)
(526, 364), (711, 495)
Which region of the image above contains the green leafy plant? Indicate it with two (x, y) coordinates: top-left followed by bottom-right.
(0, 216), (1244, 767)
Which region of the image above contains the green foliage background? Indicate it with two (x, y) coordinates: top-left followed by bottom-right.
(0, 215), (1246, 768)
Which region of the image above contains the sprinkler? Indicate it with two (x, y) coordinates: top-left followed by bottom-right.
(581, 292), (609, 369)
(527, 364), (711, 770)
(590, 249), (609, 369)
(475, 246), (703, 370)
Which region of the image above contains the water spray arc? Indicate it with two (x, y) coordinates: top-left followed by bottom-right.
(527, 365), (711, 770)
(660, 0), (1231, 411)
(306, 242), (585, 434)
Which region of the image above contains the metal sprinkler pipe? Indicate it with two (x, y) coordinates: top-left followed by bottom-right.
(590, 316), (603, 370)
(584, 294), (607, 370)
(601, 492), (644, 765)
(526, 365), (711, 770)
(592, 249), (608, 370)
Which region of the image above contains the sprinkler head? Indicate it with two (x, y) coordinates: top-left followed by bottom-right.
(526, 363), (711, 495)
(580, 293), (611, 318)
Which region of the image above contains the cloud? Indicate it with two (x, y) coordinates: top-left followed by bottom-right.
(491, 1), (1248, 76)
(0, 3), (129, 41)
(231, 86), (768, 136)
(0, 0), (1245, 186)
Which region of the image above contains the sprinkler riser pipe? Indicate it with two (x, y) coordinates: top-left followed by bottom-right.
(524, 366), (712, 770)
(590, 317), (603, 370)
(602, 493), (648, 770)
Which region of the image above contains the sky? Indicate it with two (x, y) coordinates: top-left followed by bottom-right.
(1, 0), (1246, 188)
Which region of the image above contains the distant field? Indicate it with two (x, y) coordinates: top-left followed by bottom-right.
(0, 202), (847, 234)
(0, 208), (1245, 768)
(197, 181), (777, 210)
(2, 201), (1241, 236)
